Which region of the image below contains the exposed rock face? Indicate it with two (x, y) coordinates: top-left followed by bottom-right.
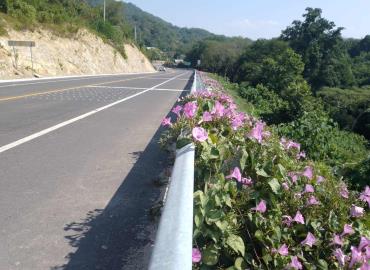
(0, 28), (155, 79)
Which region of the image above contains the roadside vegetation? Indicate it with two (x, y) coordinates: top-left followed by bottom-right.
(160, 72), (370, 269)
(186, 8), (370, 192)
(0, 0), (134, 57)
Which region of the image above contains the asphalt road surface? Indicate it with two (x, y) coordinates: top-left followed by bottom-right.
(0, 69), (193, 270)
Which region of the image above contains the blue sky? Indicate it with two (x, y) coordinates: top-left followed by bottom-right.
(126, 0), (370, 40)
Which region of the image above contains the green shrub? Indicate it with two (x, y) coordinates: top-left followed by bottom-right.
(7, 0), (36, 24)
(277, 110), (369, 167)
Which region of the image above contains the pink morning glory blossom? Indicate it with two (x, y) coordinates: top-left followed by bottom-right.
(289, 256), (303, 270)
(301, 232), (316, 247)
(192, 127), (208, 142)
(171, 105), (182, 116)
(340, 184), (349, 199)
(304, 184), (315, 193)
(277, 244), (289, 256)
(226, 167), (242, 182)
(161, 117), (172, 127)
(302, 166), (313, 180)
(202, 111), (213, 122)
(350, 205), (364, 218)
(296, 151), (306, 160)
(341, 224), (355, 237)
(359, 186), (370, 207)
(358, 236), (370, 251)
(316, 175), (325, 184)
(307, 195), (320, 206)
(334, 248), (347, 267)
(349, 246), (363, 268)
(332, 234), (344, 246)
(211, 101), (225, 118)
(282, 182), (289, 190)
(248, 121), (265, 144)
(252, 200), (267, 213)
(288, 172), (298, 183)
(183, 102), (198, 118)
(293, 211), (305, 224)
(231, 113), (245, 130)
(192, 248), (201, 263)
(282, 215), (293, 227)
(239, 177), (253, 186)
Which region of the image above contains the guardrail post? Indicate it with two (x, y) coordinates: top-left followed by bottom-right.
(149, 144), (195, 270)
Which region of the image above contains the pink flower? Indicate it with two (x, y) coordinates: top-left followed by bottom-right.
(358, 237), (370, 251)
(340, 184), (349, 199)
(350, 205), (364, 218)
(282, 182), (290, 190)
(349, 246), (363, 268)
(341, 224), (355, 237)
(301, 232), (316, 247)
(288, 172), (298, 183)
(334, 248), (347, 267)
(316, 175), (325, 184)
(231, 113), (245, 130)
(306, 195), (320, 206)
(252, 200), (267, 213)
(289, 256), (303, 270)
(184, 102), (198, 118)
(211, 101), (225, 118)
(332, 234), (344, 246)
(282, 215), (293, 227)
(293, 211), (305, 224)
(202, 111), (213, 122)
(240, 177), (253, 186)
(359, 186), (370, 207)
(304, 184), (315, 193)
(172, 105), (182, 116)
(277, 244), (289, 256)
(248, 121), (265, 144)
(192, 248), (202, 263)
(296, 151), (306, 160)
(161, 117), (172, 127)
(302, 166), (313, 180)
(192, 127), (208, 142)
(287, 140), (301, 151)
(226, 167), (242, 182)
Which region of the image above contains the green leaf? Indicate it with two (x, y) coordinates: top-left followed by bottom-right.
(240, 149), (248, 170)
(206, 209), (223, 223)
(194, 210), (203, 227)
(256, 168), (269, 177)
(234, 257), (247, 270)
(268, 178), (281, 194)
(226, 234), (245, 256)
(202, 245), (219, 266)
(254, 230), (264, 242)
(277, 163), (286, 177)
(317, 259), (328, 270)
(176, 138), (192, 149)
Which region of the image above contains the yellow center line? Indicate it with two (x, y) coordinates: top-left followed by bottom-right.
(0, 70), (181, 102)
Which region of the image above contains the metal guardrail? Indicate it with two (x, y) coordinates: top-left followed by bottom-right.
(149, 70), (198, 270)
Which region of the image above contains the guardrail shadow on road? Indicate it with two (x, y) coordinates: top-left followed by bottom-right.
(50, 80), (193, 270)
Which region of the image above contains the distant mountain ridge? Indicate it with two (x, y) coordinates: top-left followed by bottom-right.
(122, 2), (217, 54)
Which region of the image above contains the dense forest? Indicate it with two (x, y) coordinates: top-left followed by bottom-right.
(187, 8), (370, 189)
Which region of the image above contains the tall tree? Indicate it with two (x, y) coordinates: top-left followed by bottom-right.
(281, 8), (354, 90)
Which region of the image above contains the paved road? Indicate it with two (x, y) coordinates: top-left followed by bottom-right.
(0, 69), (193, 270)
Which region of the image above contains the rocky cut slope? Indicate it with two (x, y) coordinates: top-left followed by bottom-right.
(0, 27), (155, 80)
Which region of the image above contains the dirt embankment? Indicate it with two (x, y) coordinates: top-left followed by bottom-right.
(0, 28), (155, 79)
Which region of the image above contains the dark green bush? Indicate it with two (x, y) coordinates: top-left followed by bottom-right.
(277, 110), (368, 167)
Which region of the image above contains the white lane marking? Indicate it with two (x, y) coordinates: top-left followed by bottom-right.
(152, 89), (190, 92)
(0, 72), (186, 154)
(89, 85), (190, 92)
(0, 69), (184, 89)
